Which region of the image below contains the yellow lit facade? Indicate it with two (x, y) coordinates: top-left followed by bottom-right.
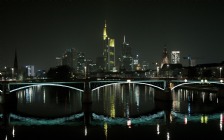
(102, 21), (116, 72)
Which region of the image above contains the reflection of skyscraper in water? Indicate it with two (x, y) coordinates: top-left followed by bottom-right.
(161, 47), (169, 68)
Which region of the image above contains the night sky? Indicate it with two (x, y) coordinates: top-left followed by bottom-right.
(0, 0), (224, 71)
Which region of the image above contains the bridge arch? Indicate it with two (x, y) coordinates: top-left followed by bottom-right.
(170, 80), (224, 91)
(91, 80), (165, 91)
(8, 83), (84, 93)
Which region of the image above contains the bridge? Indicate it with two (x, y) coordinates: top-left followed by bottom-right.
(0, 78), (224, 104)
(0, 78), (224, 93)
(0, 79), (167, 93)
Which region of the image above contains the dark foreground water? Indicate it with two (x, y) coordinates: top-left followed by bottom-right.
(1, 84), (224, 140)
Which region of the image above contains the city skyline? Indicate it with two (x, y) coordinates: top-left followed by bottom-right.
(1, 0), (224, 70)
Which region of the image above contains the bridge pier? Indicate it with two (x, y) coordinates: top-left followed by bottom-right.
(82, 79), (92, 126)
(0, 83), (17, 105)
(154, 88), (172, 101)
(82, 80), (92, 104)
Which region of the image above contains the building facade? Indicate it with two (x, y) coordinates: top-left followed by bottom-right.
(102, 21), (116, 72)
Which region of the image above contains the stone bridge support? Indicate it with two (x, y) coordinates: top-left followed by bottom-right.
(82, 79), (92, 126)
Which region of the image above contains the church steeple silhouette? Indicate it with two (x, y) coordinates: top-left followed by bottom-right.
(13, 49), (18, 78)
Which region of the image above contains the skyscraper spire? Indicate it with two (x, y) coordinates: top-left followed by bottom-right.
(103, 20), (107, 40)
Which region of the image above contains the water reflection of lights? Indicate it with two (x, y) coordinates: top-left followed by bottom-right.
(12, 126), (15, 137)
(201, 115), (208, 124)
(184, 115), (187, 124)
(220, 113), (223, 131)
(104, 123), (108, 138)
(127, 118), (131, 128)
(202, 92), (205, 103)
(171, 111), (222, 123)
(84, 125), (88, 136)
(43, 89), (46, 104)
(157, 124), (160, 135)
(167, 132), (170, 140)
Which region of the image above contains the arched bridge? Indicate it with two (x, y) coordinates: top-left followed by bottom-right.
(0, 79), (223, 93)
(170, 79), (224, 91)
(0, 80), (167, 93)
(0, 82), (85, 93)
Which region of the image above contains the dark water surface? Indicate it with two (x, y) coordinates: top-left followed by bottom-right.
(1, 84), (224, 140)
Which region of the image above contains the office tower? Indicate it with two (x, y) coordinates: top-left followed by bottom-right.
(161, 47), (169, 68)
(56, 57), (62, 66)
(62, 48), (77, 69)
(76, 52), (86, 74)
(102, 21), (116, 72)
(142, 61), (149, 71)
(26, 65), (35, 77)
(133, 54), (140, 71)
(171, 51), (180, 64)
(121, 36), (133, 71)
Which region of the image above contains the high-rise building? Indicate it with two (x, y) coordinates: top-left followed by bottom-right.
(76, 52), (86, 74)
(171, 51), (180, 64)
(102, 21), (116, 72)
(161, 47), (169, 68)
(62, 48), (77, 69)
(56, 57), (62, 66)
(133, 54), (140, 71)
(121, 36), (133, 71)
(25, 65), (35, 77)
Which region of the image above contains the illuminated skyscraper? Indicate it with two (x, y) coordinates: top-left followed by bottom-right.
(171, 51), (180, 64)
(102, 21), (116, 72)
(121, 36), (133, 71)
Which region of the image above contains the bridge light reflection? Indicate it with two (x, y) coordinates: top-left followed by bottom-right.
(127, 118), (131, 128)
(157, 124), (160, 135)
(220, 114), (223, 131)
(184, 115), (187, 124)
(84, 125), (88, 136)
(167, 132), (170, 140)
(12, 126), (15, 137)
(201, 115), (208, 124)
(104, 123), (108, 138)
